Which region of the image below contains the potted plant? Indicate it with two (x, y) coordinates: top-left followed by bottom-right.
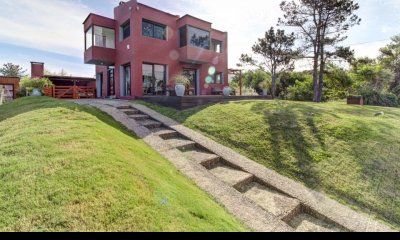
(223, 86), (232, 96)
(259, 80), (271, 97)
(173, 74), (190, 97)
(20, 77), (53, 97)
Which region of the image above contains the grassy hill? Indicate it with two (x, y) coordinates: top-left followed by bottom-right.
(0, 97), (247, 232)
(138, 100), (400, 230)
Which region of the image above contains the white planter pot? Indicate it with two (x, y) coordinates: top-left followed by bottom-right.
(31, 88), (42, 97)
(175, 84), (186, 97)
(223, 87), (231, 96)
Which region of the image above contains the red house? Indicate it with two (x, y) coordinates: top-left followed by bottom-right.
(83, 0), (228, 99)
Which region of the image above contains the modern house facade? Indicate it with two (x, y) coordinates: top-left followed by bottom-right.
(83, 0), (228, 99)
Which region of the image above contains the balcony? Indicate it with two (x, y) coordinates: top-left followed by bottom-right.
(84, 46), (116, 65)
(83, 14), (116, 66)
(179, 46), (215, 64)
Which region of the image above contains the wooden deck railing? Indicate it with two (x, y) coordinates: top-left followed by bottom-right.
(43, 86), (95, 99)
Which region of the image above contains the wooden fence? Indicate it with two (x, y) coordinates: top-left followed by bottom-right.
(43, 86), (95, 99)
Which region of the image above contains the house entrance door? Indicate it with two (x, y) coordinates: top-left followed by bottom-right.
(183, 69), (197, 96)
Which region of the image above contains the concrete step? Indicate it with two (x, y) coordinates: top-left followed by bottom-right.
(164, 138), (196, 150)
(289, 213), (344, 232)
(239, 182), (302, 221)
(209, 164), (254, 189)
(151, 128), (179, 139)
(183, 150), (220, 168)
(121, 109), (140, 115)
(116, 106), (133, 110)
(138, 120), (163, 129)
(130, 114), (150, 121)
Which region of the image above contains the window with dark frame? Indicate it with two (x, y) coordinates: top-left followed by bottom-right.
(121, 21), (130, 40)
(142, 63), (166, 95)
(179, 26), (187, 47)
(212, 39), (223, 53)
(188, 26), (210, 50)
(214, 72), (223, 84)
(179, 25), (211, 50)
(142, 19), (166, 40)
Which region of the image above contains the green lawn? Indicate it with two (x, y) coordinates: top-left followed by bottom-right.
(137, 100), (400, 230)
(0, 97), (247, 232)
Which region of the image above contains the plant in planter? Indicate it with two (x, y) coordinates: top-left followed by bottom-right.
(223, 86), (232, 96)
(173, 74), (190, 97)
(259, 80), (271, 96)
(20, 77), (53, 97)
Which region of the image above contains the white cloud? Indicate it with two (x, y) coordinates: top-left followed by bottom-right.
(0, 0), (90, 57)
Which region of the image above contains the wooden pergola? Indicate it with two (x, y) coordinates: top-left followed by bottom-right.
(228, 68), (243, 96)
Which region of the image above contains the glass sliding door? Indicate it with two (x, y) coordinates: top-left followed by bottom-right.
(183, 69), (197, 96)
(121, 64), (131, 97)
(107, 67), (115, 96)
(142, 63), (166, 95)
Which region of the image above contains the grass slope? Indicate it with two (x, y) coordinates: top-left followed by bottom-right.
(0, 97), (247, 232)
(138, 100), (400, 230)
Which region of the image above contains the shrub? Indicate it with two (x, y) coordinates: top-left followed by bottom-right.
(19, 77), (53, 96)
(359, 87), (399, 107)
(286, 77), (314, 101)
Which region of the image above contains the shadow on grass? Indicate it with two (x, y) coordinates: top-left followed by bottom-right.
(248, 101), (323, 189)
(0, 97), (139, 140)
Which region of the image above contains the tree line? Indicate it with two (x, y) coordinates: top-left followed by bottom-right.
(233, 33), (400, 107)
(239, 0), (368, 103)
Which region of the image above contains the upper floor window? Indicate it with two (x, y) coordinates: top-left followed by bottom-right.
(212, 40), (223, 53)
(121, 20), (130, 40)
(179, 25), (211, 50)
(142, 19), (166, 40)
(188, 26), (210, 50)
(85, 27), (93, 50)
(85, 26), (115, 50)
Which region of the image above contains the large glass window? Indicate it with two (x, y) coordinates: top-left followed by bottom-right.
(188, 26), (210, 50)
(121, 21), (130, 40)
(142, 19), (166, 40)
(93, 26), (115, 49)
(85, 27), (93, 50)
(212, 40), (223, 53)
(121, 65), (131, 96)
(142, 63), (166, 95)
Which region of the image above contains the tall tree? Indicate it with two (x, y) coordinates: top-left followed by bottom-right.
(379, 34), (400, 90)
(279, 0), (360, 102)
(239, 27), (298, 98)
(0, 63), (27, 77)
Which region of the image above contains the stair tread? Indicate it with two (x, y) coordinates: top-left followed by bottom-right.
(242, 182), (301, 219)
(116, 106), (133, 110)
(129, 114), (150, 119)
(209, 164), (253, 187)
(139, 120), (162, 126)
(151, 128), (177, 135)
(164, 138), (196, 149)
(290, 214), (344, 232)
(183, 150), (220, 164)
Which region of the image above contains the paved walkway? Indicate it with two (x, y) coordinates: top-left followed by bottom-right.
(73, 99), (394, 232)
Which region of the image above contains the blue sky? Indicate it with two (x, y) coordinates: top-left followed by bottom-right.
(0, 0), (399, 77)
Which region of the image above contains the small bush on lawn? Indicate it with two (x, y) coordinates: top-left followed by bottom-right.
(359, 87), (399, 107)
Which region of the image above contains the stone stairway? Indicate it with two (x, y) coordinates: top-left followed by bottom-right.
(114, 105), (349, 232)
(73, 100), (393, 232)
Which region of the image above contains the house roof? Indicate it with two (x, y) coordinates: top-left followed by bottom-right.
(45, 75), (96, 82)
